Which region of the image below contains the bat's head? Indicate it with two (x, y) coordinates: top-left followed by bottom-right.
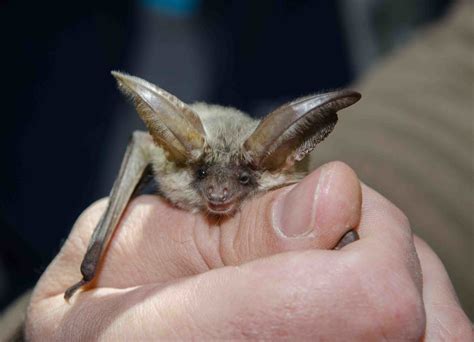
(112, 71), (361, 216)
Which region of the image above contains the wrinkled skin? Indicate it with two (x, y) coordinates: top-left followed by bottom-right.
(26, 162), (472, 340)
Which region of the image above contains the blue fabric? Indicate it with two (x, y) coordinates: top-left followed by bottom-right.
(141, 0), (200, 16)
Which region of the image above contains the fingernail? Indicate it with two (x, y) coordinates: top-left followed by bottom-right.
(272, 165), (329, 238)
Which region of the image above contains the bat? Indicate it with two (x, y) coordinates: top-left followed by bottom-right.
(64, 71), (361, 300)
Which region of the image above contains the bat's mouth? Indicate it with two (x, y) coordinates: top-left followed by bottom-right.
(207, 200), (236, 215)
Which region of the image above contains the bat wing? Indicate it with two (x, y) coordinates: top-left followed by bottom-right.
(244, 90), (361, 171)
(65, 131), (153, 300)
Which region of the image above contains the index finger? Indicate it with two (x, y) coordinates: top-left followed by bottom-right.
(342, 183), (423, 291)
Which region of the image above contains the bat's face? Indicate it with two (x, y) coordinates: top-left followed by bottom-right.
(192, 161), (258, 215)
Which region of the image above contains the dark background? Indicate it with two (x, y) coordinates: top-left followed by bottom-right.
(0, 0), (452, 310)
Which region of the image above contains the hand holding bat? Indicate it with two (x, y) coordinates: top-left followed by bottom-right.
(25, 162), (471, 340)
(65, 72), (361, 299)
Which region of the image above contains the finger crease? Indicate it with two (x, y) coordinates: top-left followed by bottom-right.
(191, 215), (213, 272)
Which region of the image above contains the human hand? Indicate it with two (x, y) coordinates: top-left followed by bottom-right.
(25, 162), (471, 340)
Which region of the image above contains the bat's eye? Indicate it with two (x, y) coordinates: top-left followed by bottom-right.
(238, 172), (250, 185)
(196, 167), (207, 180)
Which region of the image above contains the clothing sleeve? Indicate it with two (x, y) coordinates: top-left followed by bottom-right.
(0, 290), (31, 341)
(309, 0), (473, 318)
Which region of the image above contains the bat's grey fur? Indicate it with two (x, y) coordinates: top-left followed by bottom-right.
(64, 71), (361, 300)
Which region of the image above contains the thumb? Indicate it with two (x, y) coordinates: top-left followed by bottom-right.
(217, 161), (362, 265)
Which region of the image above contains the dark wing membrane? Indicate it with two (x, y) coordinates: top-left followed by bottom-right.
(65, 131), (153, 300)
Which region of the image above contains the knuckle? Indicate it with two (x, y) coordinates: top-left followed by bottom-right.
(389, 289), (424, 336)
(347, 252), (425, 339)
(374, 273), (425, 338)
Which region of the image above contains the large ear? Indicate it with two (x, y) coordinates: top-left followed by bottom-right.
(244, 90), (361, 170)
(111, 71), (206, 163)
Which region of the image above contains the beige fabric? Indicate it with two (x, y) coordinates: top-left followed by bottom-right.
(0, 290), (30, 341)
(309, 0), (473, 318)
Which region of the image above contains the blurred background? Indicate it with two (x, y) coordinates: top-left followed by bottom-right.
(2, 0), (471, 319)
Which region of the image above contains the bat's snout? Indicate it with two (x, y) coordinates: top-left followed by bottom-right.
(206, 185), (230, 202)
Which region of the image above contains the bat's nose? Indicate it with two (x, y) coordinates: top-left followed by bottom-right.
(206, 186), (229, 203)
